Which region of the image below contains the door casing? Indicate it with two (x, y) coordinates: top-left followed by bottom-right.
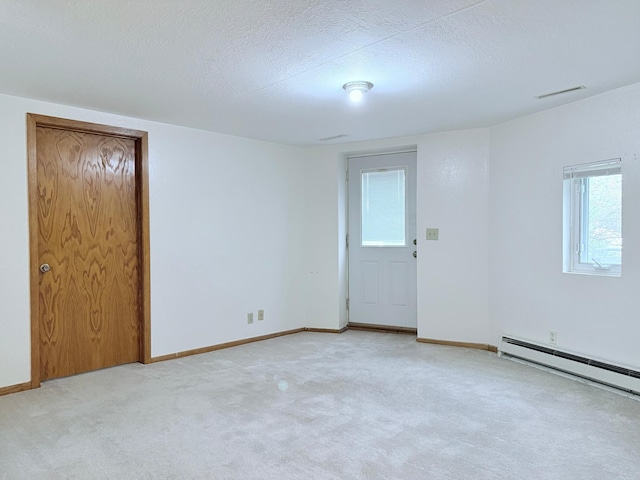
(26, 113), (152, 388)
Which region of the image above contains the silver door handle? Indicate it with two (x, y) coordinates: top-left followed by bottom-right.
(40, 263), (51, 273)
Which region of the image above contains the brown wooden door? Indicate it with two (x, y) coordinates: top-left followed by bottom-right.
(35, 126), (141, 380)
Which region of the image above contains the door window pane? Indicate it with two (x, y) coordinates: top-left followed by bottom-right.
(361, 168), (406, 246)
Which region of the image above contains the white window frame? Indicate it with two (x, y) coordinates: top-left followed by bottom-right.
(563, 158), (622, 277)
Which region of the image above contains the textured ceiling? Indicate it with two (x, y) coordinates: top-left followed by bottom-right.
(1, 0), (639, 146)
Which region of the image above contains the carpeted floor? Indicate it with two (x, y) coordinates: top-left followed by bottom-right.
(1, 330), (639, 479)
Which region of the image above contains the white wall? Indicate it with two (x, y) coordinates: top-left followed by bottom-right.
(301, 150), (344, 330)
(4, 83), (638, 391)
(417, 130), (490, 343)
(489, 83), (640, 369)
(305, 130), (491, 343)
(0, 93), (308, 389)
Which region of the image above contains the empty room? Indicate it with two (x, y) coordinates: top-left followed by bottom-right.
(1, 1), (639, 478)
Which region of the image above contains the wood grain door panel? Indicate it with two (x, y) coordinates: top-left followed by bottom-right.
(36, 127), (140, 380)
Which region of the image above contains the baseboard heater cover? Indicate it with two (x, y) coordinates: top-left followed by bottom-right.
(499, 336), (640, 395)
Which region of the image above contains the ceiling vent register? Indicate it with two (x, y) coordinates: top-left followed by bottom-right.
(535, 85), (586, 99)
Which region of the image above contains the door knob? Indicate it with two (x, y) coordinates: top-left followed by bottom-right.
(40, 263), (51, 273)
(413, 251), (417, 258)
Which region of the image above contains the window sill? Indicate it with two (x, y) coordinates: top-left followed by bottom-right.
(563, 269), (621, 278)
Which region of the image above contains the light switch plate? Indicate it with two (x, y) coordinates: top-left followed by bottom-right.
(426, 228), (439, 241)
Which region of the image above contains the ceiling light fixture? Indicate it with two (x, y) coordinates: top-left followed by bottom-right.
(343, 81), (373, 103)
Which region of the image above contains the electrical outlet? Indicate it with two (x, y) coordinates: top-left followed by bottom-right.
(549, 330), (557, 345)
(258, 310), (264, 321)
(247, 313), (254, 324)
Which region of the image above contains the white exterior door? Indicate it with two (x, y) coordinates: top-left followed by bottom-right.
(348, 151), (417, 328)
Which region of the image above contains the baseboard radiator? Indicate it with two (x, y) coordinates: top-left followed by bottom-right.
(499, 336), (640, 395)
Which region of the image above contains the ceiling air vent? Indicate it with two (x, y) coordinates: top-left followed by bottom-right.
(536, 85), (586, 99)
(319, 134), (347, 142)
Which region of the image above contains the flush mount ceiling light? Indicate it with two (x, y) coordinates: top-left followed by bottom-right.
(343, 81), (373, 103)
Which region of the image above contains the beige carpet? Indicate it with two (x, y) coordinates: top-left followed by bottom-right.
(1, 330), (639, 479)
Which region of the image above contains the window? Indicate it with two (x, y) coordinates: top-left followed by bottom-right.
(361, 167), (406, 246)
(563, 159), (622, 276)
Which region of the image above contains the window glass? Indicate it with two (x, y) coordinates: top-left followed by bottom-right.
(361, 168), (406, 246)
(563, 159), (622, 276)
(580, 174), (622, 266)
